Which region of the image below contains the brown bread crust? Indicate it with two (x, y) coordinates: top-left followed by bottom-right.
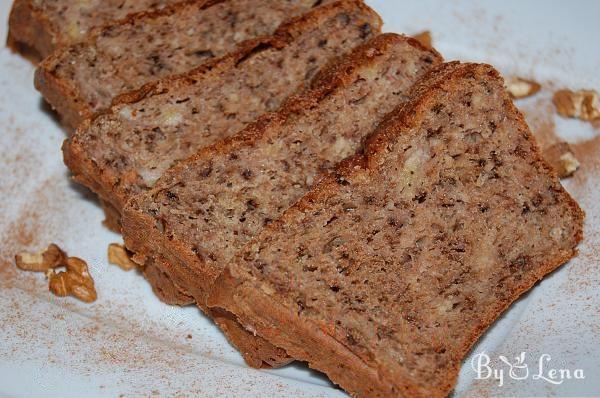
(99, 199), (122, 233)
(7, 0), (56, 60)
(207, 62), (584, 397)
(141, 255), (194, 306)
(99, 199), (192, 304)
(132, 250), (292, 366)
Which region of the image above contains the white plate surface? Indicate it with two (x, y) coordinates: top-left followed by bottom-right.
(1, 1), (599, 397)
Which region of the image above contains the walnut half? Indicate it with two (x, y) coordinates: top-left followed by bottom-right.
(553, 89), (600, 121)
(15, 244), (97, 303)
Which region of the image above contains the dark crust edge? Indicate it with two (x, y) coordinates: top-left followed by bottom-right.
(207, 62), (585, 397)
(7, 0), (57, 60)
(33, 0), (218, 132)
(100, 197), (195, 305)
(122, 32), (440, 368)
(100, 199), (122, 232)
(142, 255), (195, 305)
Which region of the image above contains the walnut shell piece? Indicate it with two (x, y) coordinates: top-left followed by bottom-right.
(543, 142), (581, 178)
(412, 30), (432, 49)
(553, 89), (600, 121)
(505, 77), (541, 99)
(15, 243), (67, 272)
(107, 243), (138, 271)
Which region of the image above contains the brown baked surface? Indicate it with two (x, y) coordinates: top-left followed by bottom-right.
(208, 62), (584, 397)
(8, 0), (190, 60)
(34, 0), (331, 130)
(142, 255), (195, 306)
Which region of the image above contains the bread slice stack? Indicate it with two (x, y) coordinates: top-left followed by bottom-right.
(10, 0), (584, 395)
(33, 0), (331, 130)
(63, 0), (386, 367)
(62, 0), (383, 220)
(122, 31), (442, 358)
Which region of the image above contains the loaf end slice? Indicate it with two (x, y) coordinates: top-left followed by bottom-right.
(209, 62), (584, 397)
(8, 0), (188, 59)
(34, 0), (335, 129)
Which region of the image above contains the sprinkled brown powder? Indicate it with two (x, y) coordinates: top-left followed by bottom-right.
(0, 210), (45, 292)
(570, 135), (600, 189)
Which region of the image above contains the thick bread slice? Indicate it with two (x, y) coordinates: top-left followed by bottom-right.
(35, 0), (333, 130)
(63, 0), (381, 218)
(208, 62), (584, 397)
(7, 0), (187, 59)
(122, 33), (441, 364)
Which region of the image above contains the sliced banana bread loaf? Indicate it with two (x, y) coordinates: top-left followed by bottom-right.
(122, 33), (441, 363)
(123, 32), (440, 305)
(208, 62), (584, 397)
(63, 0), (381, 218)
(64, 0), (383, 368)
(35, 0), (333, 129)
(8, 0), (188, 59)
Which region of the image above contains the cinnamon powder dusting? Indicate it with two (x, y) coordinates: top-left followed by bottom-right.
(0, 209), (45, 292)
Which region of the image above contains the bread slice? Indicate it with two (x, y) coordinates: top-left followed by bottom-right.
(35, 0), (333, 130)
(207, 62), (584, 397)
(7, 0), (188, 59)
(63, 0), (382, 219)
(121, 33), (441, 365)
